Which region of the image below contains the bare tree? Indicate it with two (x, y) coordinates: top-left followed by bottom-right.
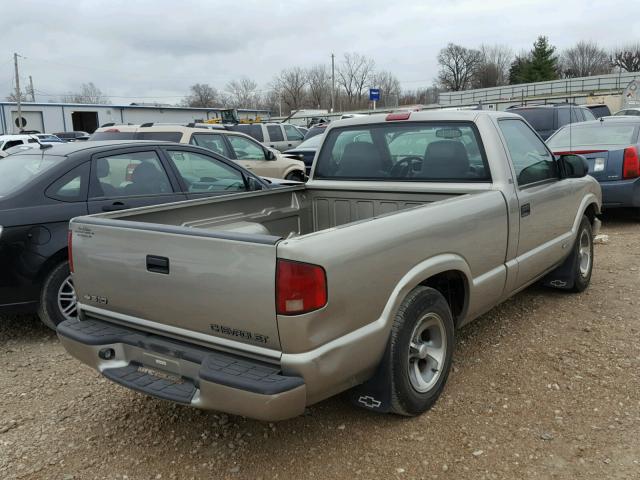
(437, 43), (482, 91)
(369, 70), (401, 107)
(337, 53), (376, 108)
(226, 77), (259, 108)
(306, 65), (331, 109)
(560, 41), (612, 77)
(399, 86), (441, 106)
(612, 43), (640, 72)
(6, 91), (28, 102)
(62, 82), (109, 104)
(474, 44), (513, 88)
(181, 83), (220, 107)
(274, 67), (308, 113)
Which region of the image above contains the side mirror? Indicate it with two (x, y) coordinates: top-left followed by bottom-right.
(264, 149), (277, 161)
(559, 154), (589, 178)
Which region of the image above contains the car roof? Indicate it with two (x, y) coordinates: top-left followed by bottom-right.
(508, 104), (588, 110)
(13, 140), (171, 156)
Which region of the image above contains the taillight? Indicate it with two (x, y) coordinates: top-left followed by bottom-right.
(623, 146), (640, 179)
(104, 128), (120, 133)
(276, 259), (327, 315)
(67, 230), (74, 273)
(386, 112), (411, 121)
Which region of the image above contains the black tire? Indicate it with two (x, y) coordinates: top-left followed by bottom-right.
(285, 171), (305, 182)
(389, 286), (455, 416)
(37, 261), (77, 330)
(570, 215), (594, 293)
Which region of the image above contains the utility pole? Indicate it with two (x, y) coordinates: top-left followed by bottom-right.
(29, 75), (35, 102)
(331, 53), (335, 114)
(14, 53), (23, 132)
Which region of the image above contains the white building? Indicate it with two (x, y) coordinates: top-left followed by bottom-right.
(0, 102), (271, 135)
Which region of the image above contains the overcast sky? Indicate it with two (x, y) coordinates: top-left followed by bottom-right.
(1, 0), (635, 105)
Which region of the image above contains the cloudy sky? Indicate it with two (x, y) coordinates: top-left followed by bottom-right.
(1, 0), (634, 104)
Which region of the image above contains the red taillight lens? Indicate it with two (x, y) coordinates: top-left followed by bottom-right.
(276, 259), (327, 315)
(104, 128), (120, 133)
(67, 230), (74, 273)
(623, 146), (640, 179)
(386, 112), (411, 121)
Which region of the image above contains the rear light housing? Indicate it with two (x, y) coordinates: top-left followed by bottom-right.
(67, 230), (74, 273)
(386, 112), (411, 121)
(623, 146), (640, 179)
(276, 259), (327, 315)
(104, 128), (120, 133)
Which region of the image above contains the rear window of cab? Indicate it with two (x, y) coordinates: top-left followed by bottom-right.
(314, 122), (490, 182)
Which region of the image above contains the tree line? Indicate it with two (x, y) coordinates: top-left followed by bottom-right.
(6, 41), (640, 114)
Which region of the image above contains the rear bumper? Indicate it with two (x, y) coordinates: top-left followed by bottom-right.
(57, 318), (306, 421)
(600, 177), (640, 208)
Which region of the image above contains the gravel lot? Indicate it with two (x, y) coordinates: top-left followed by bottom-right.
(1, 213), (639, 480)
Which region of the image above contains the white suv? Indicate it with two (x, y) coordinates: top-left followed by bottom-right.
(91, 124), (306, 181)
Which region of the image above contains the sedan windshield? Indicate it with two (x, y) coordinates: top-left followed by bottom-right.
(0, 154), (61, 196)
(548, 124), (638, 148)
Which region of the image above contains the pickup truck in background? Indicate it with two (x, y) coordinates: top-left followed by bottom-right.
(58, 111), (602, 421)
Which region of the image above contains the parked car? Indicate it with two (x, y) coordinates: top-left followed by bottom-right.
(228, 123), (305, 152)
(91, 124), (306, 181)
(0, 133), (63, 151)
(303, 123), (329, 140)
(283, 134), (324, 175)
(55, 131), (91, 142)
(613, 108), (640, 116)
(58, 110), (601, 422)
(547, 116), (640, 212)
(507, 104), (596, 140)
(0, 140), (278, 330)
(584, 104), (611, 119)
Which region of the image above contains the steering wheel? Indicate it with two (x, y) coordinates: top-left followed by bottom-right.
(224, 181), (244, 190)
(390, 156), (424, 177)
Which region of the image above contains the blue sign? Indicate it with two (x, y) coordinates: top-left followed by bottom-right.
(369, 88), (380, 101)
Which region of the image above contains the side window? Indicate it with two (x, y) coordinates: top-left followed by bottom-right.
(46, 163), (89, 202)
(557, 108), (570, 128)
(284, 124), (303, 141)
(570, 108), (582, 123)
(190, 133), (232, 157)
(3, 140), (24, 150)
(228, 136), (267, 160)
(166, 150), (247, 193)
(266, 125), (284, 142)
(135, 131), (182, 142)
(499, 119), (558, 187)
(583, 108), (596, 121)
(89, 151), (172, 198)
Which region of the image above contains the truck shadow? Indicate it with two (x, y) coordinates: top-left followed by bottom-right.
(0, 313), (54, 342)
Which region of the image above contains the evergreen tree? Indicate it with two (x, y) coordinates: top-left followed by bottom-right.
(508, 36), (559, 84)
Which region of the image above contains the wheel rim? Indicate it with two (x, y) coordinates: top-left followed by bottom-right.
(578, 229), (592, 278)
(407, 312), (447, 393)
(57, 275), (78, 321)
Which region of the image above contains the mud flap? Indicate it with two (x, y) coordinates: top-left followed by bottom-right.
(348, 345), (393, 413)
(541, 249), (577, 290)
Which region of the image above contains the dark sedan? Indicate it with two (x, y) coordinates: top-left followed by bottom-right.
(547, 117), (640, 212)
(0, 140), (271, 329)
(283, 134), (323, 176)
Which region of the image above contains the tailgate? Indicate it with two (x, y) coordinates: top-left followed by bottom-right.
(70, 219), (282, 352)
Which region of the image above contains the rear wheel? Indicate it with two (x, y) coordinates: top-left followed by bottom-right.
(285, 171), (305, 182)
(37, 261), (77, 330)
(388, 287), (455, 416)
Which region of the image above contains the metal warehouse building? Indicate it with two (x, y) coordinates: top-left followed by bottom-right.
(0, 102), (271, 135)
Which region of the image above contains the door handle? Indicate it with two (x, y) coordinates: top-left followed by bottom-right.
(102, 201), (129, 212)
(146, 255), (170, 274)
(520, 203), (531, 217)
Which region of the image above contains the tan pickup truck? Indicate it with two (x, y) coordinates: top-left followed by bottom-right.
(60, 110), (601, 421)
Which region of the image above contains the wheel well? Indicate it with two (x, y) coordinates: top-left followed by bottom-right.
(584, 203), (598, 226)
(35, 248), (68, 284)
(419, 270), (467, 325)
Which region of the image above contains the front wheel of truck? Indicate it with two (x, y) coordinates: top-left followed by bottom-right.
(569, 215), (593, 293)
(389, 286), (455, 416)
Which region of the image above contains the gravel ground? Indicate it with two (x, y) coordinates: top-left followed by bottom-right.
(1, 213), (639, 480)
